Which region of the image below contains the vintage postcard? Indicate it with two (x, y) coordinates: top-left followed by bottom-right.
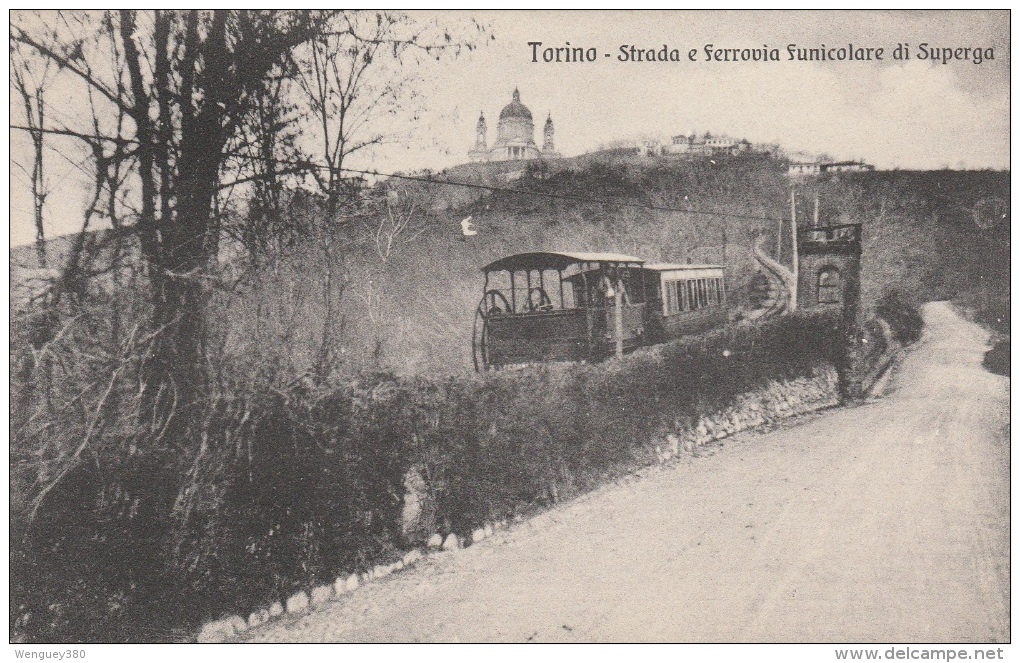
(9, 9), (1009, 653)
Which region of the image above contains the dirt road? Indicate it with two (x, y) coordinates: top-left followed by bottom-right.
(249, 302), (1009, 643)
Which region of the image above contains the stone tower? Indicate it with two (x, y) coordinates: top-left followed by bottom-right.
(796, 222), (862, 319)
(797, 222), (863, 400)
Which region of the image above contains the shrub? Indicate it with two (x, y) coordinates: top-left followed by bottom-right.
(974, 295), (1010, 336)
(875, 288), (924, 345)
(956, 289), (1010, 336)
(983, 340), (1009, 377)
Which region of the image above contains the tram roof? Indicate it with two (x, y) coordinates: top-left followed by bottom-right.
(482, 251), (645, 273)
(642, 263), (723, 271)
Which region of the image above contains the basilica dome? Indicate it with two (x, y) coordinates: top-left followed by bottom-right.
(495, 88), (537, 149)
(499, 88), (533, 121)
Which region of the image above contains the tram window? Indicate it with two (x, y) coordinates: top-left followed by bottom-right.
(664, 280), (675, 314)
(678, 281), (686, 311)
(563, 281), (577, 309)
(687, 281), (696, 310)
(818, 268), (841, 304)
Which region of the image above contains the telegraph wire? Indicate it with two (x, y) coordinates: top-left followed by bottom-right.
(10, 121), (793, 223)
(340, 167), (794, 224)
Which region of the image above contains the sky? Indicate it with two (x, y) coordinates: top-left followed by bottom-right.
(392, 10), (1009, 170)
(9, 10), (1011, 246)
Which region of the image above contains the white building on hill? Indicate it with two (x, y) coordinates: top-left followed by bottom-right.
(642, 132), (752, 157)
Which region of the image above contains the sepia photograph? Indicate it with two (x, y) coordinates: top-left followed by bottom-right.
(8, 9), (1010, 651)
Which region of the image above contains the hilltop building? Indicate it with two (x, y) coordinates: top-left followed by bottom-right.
(788, 161), (823, 177)
(640, 131), (752, 157)
(822, 160), (875, 174)
(469, 88), (561, 162)
(788, 159), (874, 178)
(666, 132), (752, 156)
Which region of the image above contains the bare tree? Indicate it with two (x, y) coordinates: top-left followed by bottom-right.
(13, 11), (324, 420)
(362, 179), (437, 263)
(222, 65), (310, 261)
(12, 10), (486, 423)
(10, 40), (54, 267)
(295, 12), (479, 219)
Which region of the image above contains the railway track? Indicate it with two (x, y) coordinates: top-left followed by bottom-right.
(748, 235), (794, 320)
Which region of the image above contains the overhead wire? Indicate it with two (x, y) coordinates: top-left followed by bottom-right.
(340, 166), (793, 224)
(11, 119), (794, 224)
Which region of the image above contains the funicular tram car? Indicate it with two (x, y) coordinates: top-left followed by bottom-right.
(472, 251), (727, 370)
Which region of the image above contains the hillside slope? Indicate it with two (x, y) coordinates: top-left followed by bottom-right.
(342, 155), (1008, 374)
(12, 154), (1009, 378)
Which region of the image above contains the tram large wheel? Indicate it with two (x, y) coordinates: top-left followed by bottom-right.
(472, 305), (489, 372)
(472, 290), (510, 372)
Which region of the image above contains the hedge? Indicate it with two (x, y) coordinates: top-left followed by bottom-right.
(185, 310), (842, 625)
(12, 310), (842, 641)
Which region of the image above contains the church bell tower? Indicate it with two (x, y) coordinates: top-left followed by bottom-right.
(542, 113), (560, 158)
(475, 112), (487, 150)
(469, 112), (489, 162)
